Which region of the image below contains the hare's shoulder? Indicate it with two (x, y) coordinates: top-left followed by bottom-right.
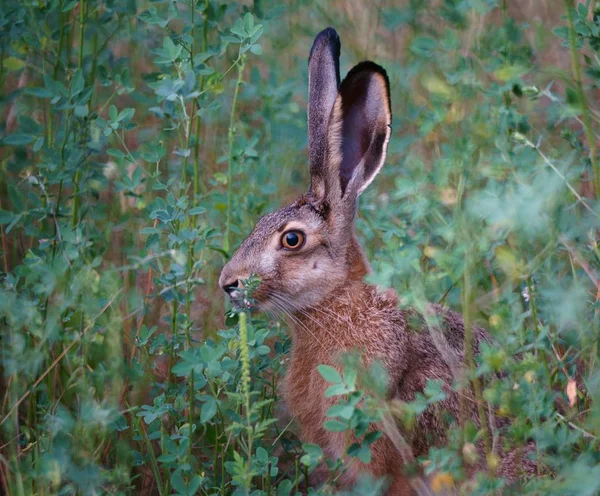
(397, 303), (491, 357)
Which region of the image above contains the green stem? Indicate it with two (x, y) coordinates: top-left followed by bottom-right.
(239, 312), (252, 493)
(49, 0), (67, 145)
(72, 0), (87, 228)
(89, 8), (99, 94)
(180, 1), (196, 187)
(223, 54), (246, 253)
(462, 249), (492, 462)
(526, 277), (540, 345)
(188, 370), (194, 465)
(132, 414), (166, 496)
(53, 1), (65, 80)
(193, 0), (210, 198)
(9, 374), (25, 496)
(77, 0), (86, 69)
(565, 0), (599, 195)
(527, 276), (553, 386)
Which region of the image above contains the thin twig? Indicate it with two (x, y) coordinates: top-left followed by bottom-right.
(524, 137), (599, 217)
(556, 412), (599, 440)
(560, 236), (600, 288)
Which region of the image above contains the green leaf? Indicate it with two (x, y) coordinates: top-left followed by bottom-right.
(118, 108), (135, 122)
(3, 57), (25, 72)
(3, 134), (35, 146)
(348, 443), (372, 464)
(324, 383), (350, 397)
(188, 206), (206, 215)
(323, 419), (348, 432)
(154, 36), (183, 64)
(193, 51), (215, 65)
(24, 87), (53, 98)
(109, 105), (118, 122)
(140, 227), (161, 235)
(71, 69), (85, 96)
(410, 36), (436, 57)
(5, 213), (22, 234)
(256, 344), (270, 355)
(213, 172), (228, 184)
(0, 209), (13, 224)
(187, 476), (202, 495)
(200, 398), (217, 423)
(230, 18), (247, 38)
(243, 12), (254, 33)
(170, 471), (187, 495)
(138, 6), (173, 28)
(74, 105), (88, 117)
(277, 480), (293, 496)
(317, 365), (342, 384)
(107, 148), (126, 160)
(250, 44), (262, 55)
(300, 443), (323, 467)
(33, 137), (44, 152)
(326, 404), (354, 420)
(62, 0), (78, 11)
(249, 25), (264, 44)
(302, 443), (323, 457)
(256, 446), (268, 464)
(344, 367), (357, 390)
(364, 431), (382, 445)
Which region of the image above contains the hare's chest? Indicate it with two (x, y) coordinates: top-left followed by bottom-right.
(283, 345), (331, 445)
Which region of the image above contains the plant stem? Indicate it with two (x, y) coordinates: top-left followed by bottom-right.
(132, 414), (166, 496)
(239, 312), (253, 493)
(77, 0), (86, 69)
(193, 0), (210, 198)
(89, 8), (99, 94)
(223, 54), (245, 253)
(72, 0), (87, 228)
(0, 197), (8, 274)
(565, 0), (600, 195)
(462, 248), (492, 462)
(180, 0), (196, 188)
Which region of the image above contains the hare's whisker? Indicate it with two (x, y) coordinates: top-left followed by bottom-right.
(265, 293), (328, 352)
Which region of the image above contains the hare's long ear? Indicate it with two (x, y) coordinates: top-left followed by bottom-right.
(308, 27), (341, 198)
(326, 62), (392, 206)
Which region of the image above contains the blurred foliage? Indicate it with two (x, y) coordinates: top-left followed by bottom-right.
(0, 0), (600, 494)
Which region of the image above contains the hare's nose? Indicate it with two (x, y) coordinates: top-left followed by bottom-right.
(222, 279), (239, 295)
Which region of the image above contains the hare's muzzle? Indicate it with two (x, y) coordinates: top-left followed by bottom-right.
(219, 261), (250, 302)
(221, 279), (239, 297)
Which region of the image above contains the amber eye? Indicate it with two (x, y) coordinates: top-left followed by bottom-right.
(281, 230), (305, 250)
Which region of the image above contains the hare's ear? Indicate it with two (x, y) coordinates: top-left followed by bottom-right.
(308, 27), (341, 198)
(326, 62), (392, 203)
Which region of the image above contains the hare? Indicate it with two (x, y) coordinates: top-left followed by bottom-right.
(219, 28), (533, 494)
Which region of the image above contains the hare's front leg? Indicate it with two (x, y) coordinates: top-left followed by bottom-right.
(326, 430), (414, 495)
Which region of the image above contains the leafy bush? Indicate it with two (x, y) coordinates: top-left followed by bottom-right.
(1, 0), (599, 494)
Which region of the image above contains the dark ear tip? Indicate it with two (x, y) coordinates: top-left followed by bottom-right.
(309, 27), (341, 63)
(341, 61), (392, 117)
(345, 61), (389, 86)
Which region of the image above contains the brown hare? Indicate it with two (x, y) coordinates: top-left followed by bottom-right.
(219, 27), (533, 494)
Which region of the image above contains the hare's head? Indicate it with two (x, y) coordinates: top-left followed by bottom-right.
(219, 28), (392, 313)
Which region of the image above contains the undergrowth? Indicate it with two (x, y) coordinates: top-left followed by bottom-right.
(1, 0), (600, 494)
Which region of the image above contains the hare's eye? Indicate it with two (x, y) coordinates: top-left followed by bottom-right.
(281, 230), (305, 250)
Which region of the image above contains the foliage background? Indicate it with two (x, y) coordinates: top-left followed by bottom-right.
(1, 0), (600, 494)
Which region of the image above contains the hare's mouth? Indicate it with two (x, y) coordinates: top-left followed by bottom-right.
(224, 278), (289, 313)
(233, 283), (285, 313)
(227, 285), (267, 311)
(227, 291), (255, 310)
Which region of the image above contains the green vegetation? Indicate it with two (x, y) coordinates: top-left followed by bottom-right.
(1, 0), (599, 494)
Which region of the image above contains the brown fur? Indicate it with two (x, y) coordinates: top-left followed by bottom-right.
(219, 28), (535, 494)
